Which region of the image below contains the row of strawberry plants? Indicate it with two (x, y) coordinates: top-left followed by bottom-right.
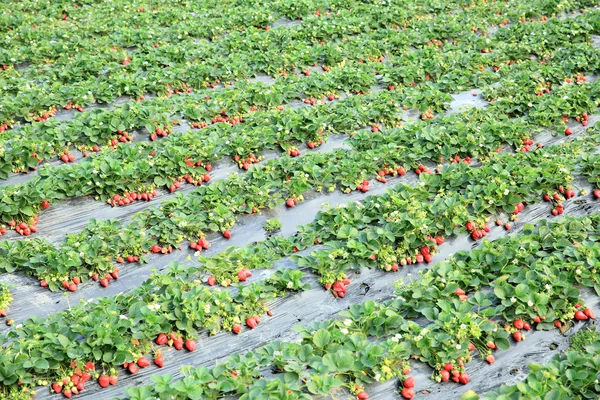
(0, 265), (307, 399)
(1, 10), (597, 192)
(0, 81), (453, 232)
(186, 127), (592, 289)
(0, 0), (478, 122)
(482, 331), (600, 399)
(118, 213), (600, 400)
(1, 1), (596, 126)
(0, 105), (564, 290)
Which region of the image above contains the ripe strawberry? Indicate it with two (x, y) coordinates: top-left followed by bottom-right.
(523, 322), (531, 331)
(513, 332), (522, 342)
(156, 333), (168, 345)
(403, 377), (416, 388)
(594, 189), (600, 199)
(564, 127), (573, 136)
(246, 317), (258, 329)
(458, 373), (470, 385)
(63, 389), (73, 398)
(440, 370), (450, 382)
(100, 278), (109, 287)
(486, 355), (495, 364)
(98, 375), (110, 388)
(554, 320), (562, 328)
(237, 270), (247, 281)
(185, 339), (197, 352)
(357, 391), (369, 400)
(465, 221), (475, 231)
(584, 308), (594, 319)
(232, 324), (242, 334)
(504, 223), (511, 231)
(81, 372), (91, 382)
(513, 319), (524, 329)
(109, 375), (118, 385)
(401, 388), (414, 399)
(286, 199), (295, 207)
(85, 361), (94, 371)
(223, 230), (231, 239)
(173, 337), (183, 350)
(574, 310), (588, 320)
(137, 357), (151, 368)
(154, 355), (164, 367)
(68, 283), (77, 292)
(207, 276), (216, 286)
(128, 363), (139, 374)
(443, 363), (453, 371)
(52, 382), (63, 393)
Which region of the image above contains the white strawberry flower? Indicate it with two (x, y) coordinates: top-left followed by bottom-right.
(510, 297), (517, 303)
(340, 328), (349, 335)
(344, 319), (352, 326)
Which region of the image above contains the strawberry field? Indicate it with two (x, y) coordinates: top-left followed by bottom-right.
(2, 0), (600, 399)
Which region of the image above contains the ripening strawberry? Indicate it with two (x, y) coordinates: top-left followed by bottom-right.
(109, 375), (118, 385)
(486, 355), (495, 364)
(98, 375), (110, 388)
(63, 389), (73, 398)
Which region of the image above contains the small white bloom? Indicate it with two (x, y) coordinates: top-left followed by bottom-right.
(510, 297), (517, 303)
(340, 328), (349, 335)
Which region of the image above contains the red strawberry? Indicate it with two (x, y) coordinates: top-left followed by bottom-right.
(465, 221), (475, 231)
(72, 276), (81, 285)
(68, 283), (77, 292)
(565, 127), (573, 136)
(443, 363), (453, 371)
(458, 373), (470, 385)
(584, 308), (594, 319)
(232, 324), (242, 334)
(513, 332), (522, 342)
(173, 337), (183, 350)
(237, 270), (247, 282)
(154, 355), (164, 368)
(185, 339), (196, 352)
(594, 189), (600, 199)
(434, 236), (444, 245)
(137, 357), (151, 368)
(223, 230), (231, 239)
(455, 288), (465, 296)
(63, 389), (73, 398)
(207, 276), (217, 286)
(128, 363), (139, 374)
(109, 375), (118, 385)
(486, 355), (495, 364)
(85, 361), (95, 371)
(357, 391), (369, 400)
(523, 322), (531, 331)
(554, 320), (562, 328)
(440, 370), (450, 382)
(513, 319), (524, 329)
(574, 310), (588, 320)
(81, 372), (91, 382)
(246, 317), (258, 329)
(401, 388), (414, 399)
(100, 278), (109, 287)
(98, 375), (110, 388)
(156, 333), (168, 345)
(52, 382), (63, 393)
(286, 199), (295, 207)
(403, 377), (416, 388)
